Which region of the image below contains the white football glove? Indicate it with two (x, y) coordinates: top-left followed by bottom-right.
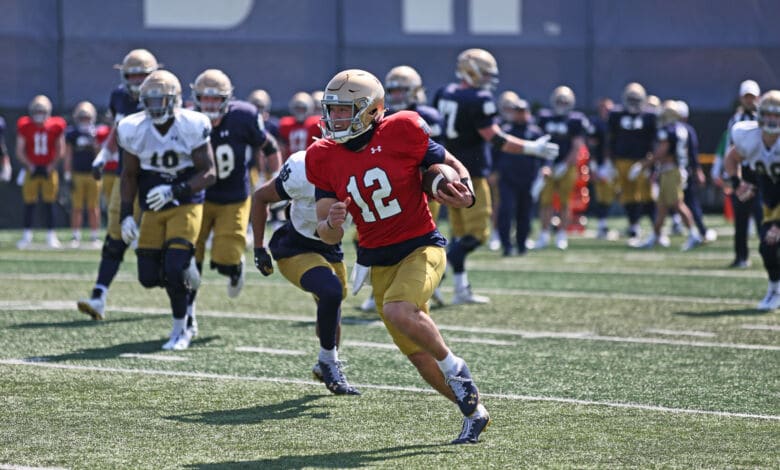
(120, 216), (138, 244)
(628, 162), (644, 181)
(146, 184), (174, 211)
(530, 169), (546, 202)
(525, 135), (559, 160)
(16, 168), (26, 187)
(710, 157), (723, 181)
(553, 162), (569, 179)
(0, 162), (11, 182)
(350, 263), (371, 296)
(92, 146), (109, 168)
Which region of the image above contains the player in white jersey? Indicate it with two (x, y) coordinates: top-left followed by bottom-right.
(725, 90), (780, 310)
(251, 150), (359, 395)
(118, 70), (216, 350)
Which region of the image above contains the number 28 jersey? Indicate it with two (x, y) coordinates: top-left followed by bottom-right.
(306, 111), (443, 250)
(117, 108), (211, 210)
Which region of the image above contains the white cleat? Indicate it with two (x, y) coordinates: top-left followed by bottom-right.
(555, 233), (568, 250)
(488, 233), (501, 252)
(452, 285), (490, 305)
(757, 288), (780, 311)
(360, 296), (376, 312)
(658, 234), (671, 248)
(162, 328), (193, 351)
(534, 232), (550, 250)
(69, 238), (81, 249)
(77, 296), (105, 320)
(227, 257), (245, 298)
(430, 288), (446, 308)
(47, 233), (62, 249)
(681, 236), (703, 252)
(704, 229), (718, 242)
(16, 238), (32, 250)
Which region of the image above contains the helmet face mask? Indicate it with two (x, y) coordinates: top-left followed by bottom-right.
(116, 49), (159, 97)
(73, 101), (97, 132)
(320, 69), (384, 143)
(622, 82), (647, 114)
(140, 70), (182, 125)
(191, 69), (233, 121)
(658, 100), (681, 126)
(456, 49), (499, 90)
(758, 91), (780, 135)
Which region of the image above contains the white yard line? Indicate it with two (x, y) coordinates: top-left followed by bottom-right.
(118, 353), (188, 362)
(344, 341), (397, 350)
(1, 358), (777, 422)
(0, 465), (68, 470)
(235, 346), (306, 356)
(644, 329), (717, 338)
(742, 324), (780, 331)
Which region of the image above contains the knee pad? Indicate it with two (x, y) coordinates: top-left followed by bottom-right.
(102, 236), (128, 262)
(163, 238), (199, 291)
(136, 248), (164, 288)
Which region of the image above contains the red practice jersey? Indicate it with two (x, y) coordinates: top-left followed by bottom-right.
(16, 116), (67, 166)
(306, 111), (436, 249)
(278, 115), (321, 159)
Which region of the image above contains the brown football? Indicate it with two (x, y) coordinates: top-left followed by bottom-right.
(422, 163), (460, 199)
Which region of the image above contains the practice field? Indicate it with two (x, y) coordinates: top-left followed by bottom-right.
(0, 218), (778, 469)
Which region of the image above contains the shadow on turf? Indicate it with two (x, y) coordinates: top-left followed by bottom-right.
(183, 444), (447, 469)
(30, 336), (219, 362)
(167, 394), (330, 425)
(9, 316), (144, 330)
(674, 308), (769, 317)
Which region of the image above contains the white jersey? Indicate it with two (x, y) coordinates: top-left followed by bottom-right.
(279, 151), (319, 240)
(731, 120), (780, 176)
(117, 108), (211, 177)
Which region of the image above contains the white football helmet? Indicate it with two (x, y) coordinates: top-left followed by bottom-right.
(622, 82), (647, 114)
(320, 69), (385, 143)
(497, 90), (526, 121)
(384, 65), (425, 111)
(139, 70), (182, 125)
(550, 86), (575, 116)
(289, 92), (314, 122)
(29, 95), (52, 124)
(658, 100), (682, 126)
(247, 89), (271, 115)
(191, 69), (233, 121)
(758, 90), (780, 134)
(73, 101), (97, 131)
(114, 49), (159, 97)
(456, 48), (499, 90)
(310, 90), (324, 115)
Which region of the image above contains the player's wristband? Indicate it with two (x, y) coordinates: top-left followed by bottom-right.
(120, 202), (134, 221)
(461, 178), (476, 208)
(729, 176), (742, 190)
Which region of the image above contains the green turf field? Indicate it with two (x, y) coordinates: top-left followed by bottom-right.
(0, 218), (778, 469)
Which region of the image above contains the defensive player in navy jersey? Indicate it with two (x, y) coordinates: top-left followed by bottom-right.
(433, 48), (558, 304)
(307, 69), (490, 444)
(606, 82), (658, 239)
(187, 69), (281, 334)
(118, 70), (215, 350)
(725, 90), (780, 309)
(252, 150), (359, 395)
(587, 98), (616, 239)
(78, 49), (159, 320)
(535, 86), (589, 250)
(492, 91), (544, 256)
(0, 116), (10, 183)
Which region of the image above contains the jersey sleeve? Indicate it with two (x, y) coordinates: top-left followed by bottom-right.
(279, 151), (308, 200)
(116, 116), (139, 155)
(473, 92), (498, 129)
(730, 121), (756, 158)
(247, 110), (268, 147)
(304, 144), (333, 193)
(394, 111), (433, 164)
(182, 111), (212, 150)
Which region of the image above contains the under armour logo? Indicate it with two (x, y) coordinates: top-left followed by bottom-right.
(370, 146), (382, 154)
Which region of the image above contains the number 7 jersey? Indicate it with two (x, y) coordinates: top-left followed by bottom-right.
(305, 111), (438, 249)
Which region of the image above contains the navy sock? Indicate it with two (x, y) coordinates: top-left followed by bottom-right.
(300, 266), (343, 351)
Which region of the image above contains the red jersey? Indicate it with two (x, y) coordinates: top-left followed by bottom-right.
(94, 124), (117, 172)
(16, 116), (67, 166)
(306, 111), (436, 249)
(279, 115), (321, 158)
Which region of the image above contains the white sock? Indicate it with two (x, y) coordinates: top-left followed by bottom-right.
(72, 230), (81, 240)
(172, 317), (187, 336)
(22, 229), (32, 241)
(631, 223), (640, 235)
(454, 273), (468, 291)
(94, 284), (108, 297)
(770, 281), (780, 292)
(598, 219), (607, 230)
(436, 351), (461, 376)
(90, 229), (99, 241)
(689, 227), (701, 239)
(47, 229), (57, 238)
(318, 347), (338, 363)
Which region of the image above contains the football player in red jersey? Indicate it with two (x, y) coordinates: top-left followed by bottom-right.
(16, 95), (67, 249)
(306, 69), (490, 444)
(278, 92), (321, 161)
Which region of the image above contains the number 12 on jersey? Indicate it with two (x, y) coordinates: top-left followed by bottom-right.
(346, 167), (401, 222)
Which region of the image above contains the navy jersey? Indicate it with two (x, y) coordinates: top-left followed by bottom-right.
(109, 86), (143, 174)
(657, 122), (690, 168)
(408, 103), (444, 142)
(208, 100), (270, 203)
(680, 122), (700, 170)
(433, 83), (497, 177)
(607, 107), (657, 160)
(587, 115), (608, 165)
(536, 110), (589, 164)
(66, 126), (100, 173)
(492, 121), (544, 185)
(0, 116), (6, 154)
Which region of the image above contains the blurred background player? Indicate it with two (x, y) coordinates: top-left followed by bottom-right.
(64, 101), (110, 247)
(278, 92), (320, 161)
(0, 115), (10, 183)
(15, 95), (67, 249)
(606, 82), (658, 240)
(587, 97), (616, 239)
(78, 48), (159, 320)
(724, 90), (780, 309)
(310, 90), (324, 117)
(492, 91), (544, 256)
(118, 70), (215, 350)
(252, 150), (359, 395)
(188, 69), (281, 334)
(433, 48), (558, 304)
(534, 86), (589, 250)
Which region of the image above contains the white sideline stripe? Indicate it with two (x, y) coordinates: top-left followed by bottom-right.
(448, 336), (516, 346)
(235, 346), (306, 356)
(742, 324), (780, 331)
(118, 353), (188, 362)
(0, 465), (68, 470)
(1, 358), (777, 422)
(345, 341), (397, 350)
(474, 288), (751, 306)
(2, 300), (777, 352)
(645, 329), (717, 338)
(469, 263), (764, 279)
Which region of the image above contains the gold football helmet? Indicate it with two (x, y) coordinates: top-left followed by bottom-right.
(114, 49), (160, 97)
(29, 95), (52, 124)
(73, 101), (97, 129)
(310, 90), (324, 115)
(321, 69), (385, 143)
(289, 92), (314, 122)
(247, 89), (271, 114)
(550, 86), (575, 115)
(139, 70), (182, 125)
(658, 100), (681, 126)
(456, 48), (499, 90)
(384, 65), (425, 111)
(498, 90), (526, 121)
(622, 82), (647, 114)
(758, 90), (780, 134)
(191, 69), (233, 120)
